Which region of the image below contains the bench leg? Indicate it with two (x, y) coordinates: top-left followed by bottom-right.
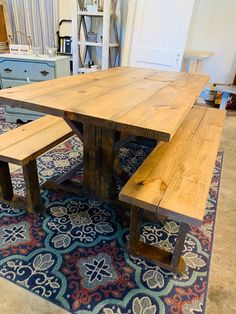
(127, 206), (188, 273)
(0, 161), (13, 201)
(128, 206), (143, 251)
(22, 160), (44, 214)
(171, 222), (189, 272)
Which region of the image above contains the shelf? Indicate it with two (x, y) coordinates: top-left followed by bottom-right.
(78, 11), (104, 17)
(78, 41), (102, 47)
(77, 41), (119, 48)
(109, 43), (119, 48)
(73, 0), (120, 74)
(57, 52), (72, 56)
(78, 67), (101, 74)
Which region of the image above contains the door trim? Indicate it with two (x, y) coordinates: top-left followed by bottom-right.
(121, 0), (137, 66)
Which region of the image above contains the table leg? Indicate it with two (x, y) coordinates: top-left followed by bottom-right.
(83, 124), (97, 194)
(43, 121), (137, 203)
(66, 122), (119, 201)
(100, 127), (119, 200)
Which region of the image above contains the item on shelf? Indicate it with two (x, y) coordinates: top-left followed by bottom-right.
(59, 37), (72, 54)
(87, 60), (99, 69)
(98, 0), (104, 11)
(86, 4), (98, 13)
(56, 20), (72, 55)
(32, 46), (40, 57)
(87, 32), (98, 42)
(79, 67), (100, 74)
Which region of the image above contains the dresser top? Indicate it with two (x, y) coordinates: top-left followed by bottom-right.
(0, 53), (70, 62)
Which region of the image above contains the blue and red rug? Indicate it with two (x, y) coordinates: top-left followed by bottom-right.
(0, 113), (223, 314)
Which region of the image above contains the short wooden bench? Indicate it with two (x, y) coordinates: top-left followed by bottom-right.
(0, 115), (73, 213)
(119, 106), (226, 273)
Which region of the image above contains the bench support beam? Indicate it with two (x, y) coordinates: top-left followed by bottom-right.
(127, 206), (188, 273)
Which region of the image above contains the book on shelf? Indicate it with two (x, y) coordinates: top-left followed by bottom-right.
(58, 36), (72, 54)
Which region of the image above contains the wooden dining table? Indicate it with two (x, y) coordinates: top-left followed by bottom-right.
(0, 67), (209, 202)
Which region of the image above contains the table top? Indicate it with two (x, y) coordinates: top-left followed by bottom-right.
(184, 50), (214, 60)
(0, 67), (209, 141)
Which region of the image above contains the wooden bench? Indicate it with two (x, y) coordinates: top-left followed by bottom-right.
(119, 106), (226, 273)
(0, 115), (73, 213)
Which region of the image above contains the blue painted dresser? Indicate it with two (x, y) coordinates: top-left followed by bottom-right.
(0, 53), (70, 122)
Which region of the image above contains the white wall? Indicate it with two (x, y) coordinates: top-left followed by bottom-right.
(186, 0), (236, 84)
(58, 0), (72, 36)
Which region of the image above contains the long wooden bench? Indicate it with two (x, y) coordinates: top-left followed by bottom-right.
(0, 115), (73, 213)
(119, 106), (226, 273)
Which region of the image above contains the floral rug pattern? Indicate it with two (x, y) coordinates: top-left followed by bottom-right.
(0, 111), (223, 314)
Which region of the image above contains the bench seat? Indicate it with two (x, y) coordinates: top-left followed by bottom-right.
(119, 106), (225, 273)
(0, 115), (73, 213)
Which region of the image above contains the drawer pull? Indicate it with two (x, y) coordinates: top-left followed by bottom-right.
(40, 70), (49, 76)
(4, 68), (13, 73)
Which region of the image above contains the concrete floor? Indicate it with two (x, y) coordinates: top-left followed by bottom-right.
(206, 110), (236, 314)
(0, 110), (235, 314)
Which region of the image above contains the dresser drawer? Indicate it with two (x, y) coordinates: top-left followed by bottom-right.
(23, 62), (55, 81)
(1, 78), (29, 89)
(5, 105), (43, 116)
(0, 60), (19, 79)
(0, 60), (55, 81)
(1, 79), (43, 117)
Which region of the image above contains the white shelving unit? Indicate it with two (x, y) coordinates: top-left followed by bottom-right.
(72, 0), (119, 74)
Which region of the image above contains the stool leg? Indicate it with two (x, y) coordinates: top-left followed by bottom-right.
(128, 206), (143, 251)
(219, 92), (230, 110)
(22, 160), (43, 214)
(0, 161), (13, 201)
(171, 222), (189, 271)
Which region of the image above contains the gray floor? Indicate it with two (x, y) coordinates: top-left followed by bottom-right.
(0, 110), (235, 314)
(206, 110), (236, 314)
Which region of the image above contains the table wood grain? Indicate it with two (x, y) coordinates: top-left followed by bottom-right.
(0, 67), (209, 142)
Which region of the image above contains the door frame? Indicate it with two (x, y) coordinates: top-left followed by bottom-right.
(121, 0), (137, 66)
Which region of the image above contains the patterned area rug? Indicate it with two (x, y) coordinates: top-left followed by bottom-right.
(0, 113), (223, 314)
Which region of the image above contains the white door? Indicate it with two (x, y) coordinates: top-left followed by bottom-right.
(125, 0), (195, 71)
